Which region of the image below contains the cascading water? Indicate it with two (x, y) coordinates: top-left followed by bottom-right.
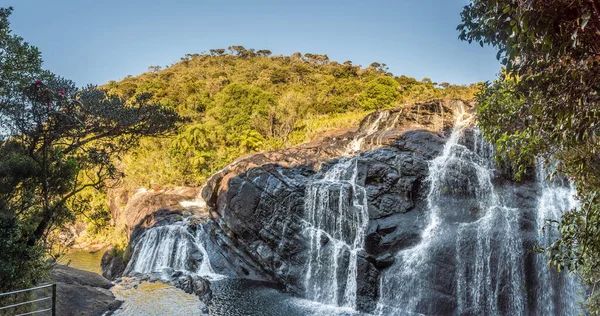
(195, 225), (218, 277)
(125, 221), (216, 277)
(302, 112), (389, 308)
(302, 157), (369, 308)
(375, 109), (582, 315)
(534, 161), (582, 315)
(348, 111), (389, 153)
(376, 109), (493, 315)
(452, 127), (527, 315)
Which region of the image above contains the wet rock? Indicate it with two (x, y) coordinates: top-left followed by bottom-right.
(100, 247), (126, 280)
(374, 253), (396, 269)
(355, 252), (380, 312)
(173, 275), (213, 303)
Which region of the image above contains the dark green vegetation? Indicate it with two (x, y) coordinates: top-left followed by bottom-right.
(459, 0), (600, 312)
(0, 7), (181, 292)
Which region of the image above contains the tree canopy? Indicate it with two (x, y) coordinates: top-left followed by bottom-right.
(0, 7), (181, 291)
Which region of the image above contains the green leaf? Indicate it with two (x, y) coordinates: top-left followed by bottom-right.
(581, 12), (591, 30)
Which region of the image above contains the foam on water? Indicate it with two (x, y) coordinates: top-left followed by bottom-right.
(124, 221), (223, 280)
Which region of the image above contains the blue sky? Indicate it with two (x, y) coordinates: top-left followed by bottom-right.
(7, 0), (500, 86)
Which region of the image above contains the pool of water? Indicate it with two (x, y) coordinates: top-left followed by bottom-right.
(112, 281), (204, 315)
(58, 248), (106, 275)
(57, 249), (367, 315)
(208, 278), (364, 316)
(110, 277), (366, 316)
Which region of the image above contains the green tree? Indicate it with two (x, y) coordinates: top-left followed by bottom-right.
(211, 83), (274, 139)
(235, 129), (265, 153)
(358, 76), (399, 110)
(459, 0), (600, 311)
(0, 7), (181, 291)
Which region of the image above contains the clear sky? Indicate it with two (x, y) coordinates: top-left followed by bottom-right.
(6, 0), (500, 86)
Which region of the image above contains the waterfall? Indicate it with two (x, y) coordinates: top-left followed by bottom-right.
(534, 161), (582, 315)
(195, 224), (218, 277)
(119, 104), (583, 314)
(376, 109), (503, 315)
(125, 222), (216, 277)
(302, 157), (369, 308)
(452, 127), (526, 315)
(301, 112), (390, 308)
(375, 109), (582, 315)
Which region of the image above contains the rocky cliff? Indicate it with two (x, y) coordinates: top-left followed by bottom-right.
(200, 99), (474, 312)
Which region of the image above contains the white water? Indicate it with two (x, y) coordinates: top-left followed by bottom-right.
(301, 111), (392, 308)
(302, 157), (369, 308)
(126, 225), (196, 274)
(376, 108), (500, 315)
(195, 225), (218, 277)
(125, 222), (220, 279)
(534, 161), (582, 315)
(179, 184), (208, 209)
(348, 111), (389, 154)
(375, 108), (582, 315)
(452, 127), (526, 315)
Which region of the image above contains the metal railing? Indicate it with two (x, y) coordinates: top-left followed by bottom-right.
(0, 284), (55, 316)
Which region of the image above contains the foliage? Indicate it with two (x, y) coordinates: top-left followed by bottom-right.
(358, 77), (400, 110)
(0, 215), (48, 292)
(107, 46), (478, 186)
(0, 7), (181, 291)
(459, 0), (600, 311)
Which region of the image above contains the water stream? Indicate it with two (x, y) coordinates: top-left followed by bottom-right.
(533, 162), (582, 315)
(124, 220), (217, 277)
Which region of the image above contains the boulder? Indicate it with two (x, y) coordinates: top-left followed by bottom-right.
(108, 186), (201, 234)
(172, 275), (212, 303)
(100, 248), (127, 280)
(51, 264), (121, 316)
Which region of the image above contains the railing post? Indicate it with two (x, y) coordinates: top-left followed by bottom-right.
(51, 284), (56, 316)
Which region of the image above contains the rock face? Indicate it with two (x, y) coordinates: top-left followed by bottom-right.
(202, 99), (462, 208)
(202, 130), (447, 311)
(200, 99), (472, 312)
(173, 274), (213, 303)
(121, 187), (200, 234)
(107, 186), (200, 235)
(51, 264), (122, 316)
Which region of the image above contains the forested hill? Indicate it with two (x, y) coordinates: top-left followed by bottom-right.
(105, 46), (478, 187)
